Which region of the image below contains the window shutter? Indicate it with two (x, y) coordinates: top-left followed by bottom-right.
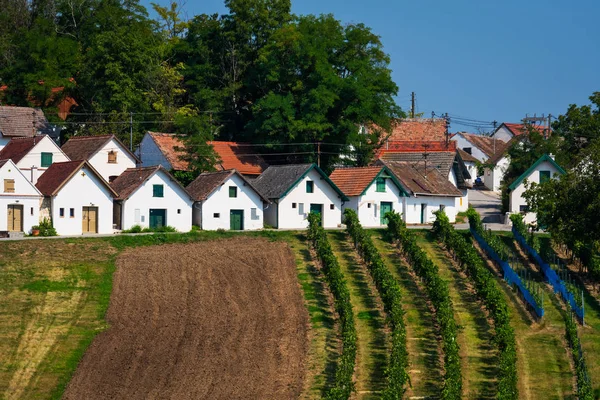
(229, 186), (237, 198)
(376, 178), (386, 192)
(251, 208), (259, 220)
(306, 181), (314, 193)
(108, 151), (117, 163)
(153, 184), (164, 197)
(41, 153), (53, 167)
(539, 170), (551, 183)
(4, 179), (15, 193)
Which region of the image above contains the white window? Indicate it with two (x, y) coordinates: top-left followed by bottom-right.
(298, 203), (305, 215)
(134, 209), (141, 224)
(374, 204), (378, 217)
(251, 208), (259, 220)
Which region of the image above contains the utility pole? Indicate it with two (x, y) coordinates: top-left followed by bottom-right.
(411, 92), (415, 118)
(129, 112), (133, 151)
(522, 114), (547, 138)
(317, 141), (321, 168)
(444, 113), (450, 148)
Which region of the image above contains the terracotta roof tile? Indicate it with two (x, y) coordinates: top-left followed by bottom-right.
(0, 106), (52, 137)
(379, 151), (457, 177)
(502, 123), (546, 137)
(457, 148), (478, 163)
(329, 167), (382, 197)
(148, 132), (189, 171)
(387, 118), (447, 141)
(0, 136), (47, 164)
(186, 169), (269, 202)
(486, 135), (523, 165)
(62, 134), (139, 163)
(382, 160), (462, 197)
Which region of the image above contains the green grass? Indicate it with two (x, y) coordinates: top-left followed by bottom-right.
(370, 230), (443, 399)
(327, 231), (388, 398)
(414, 232), (498, 399)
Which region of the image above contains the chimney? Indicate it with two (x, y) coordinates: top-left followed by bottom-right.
(549, 153), (555, 160)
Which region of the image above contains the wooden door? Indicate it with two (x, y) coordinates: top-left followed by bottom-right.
(380, 202), (392, 225)
(149, 209), (166, 229)
(229, 210), (244, 230)
(7, 205), (23, 232)
(82, 206), (98, 233)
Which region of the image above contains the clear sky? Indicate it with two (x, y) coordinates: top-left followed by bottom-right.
(142, 0), (600, 133)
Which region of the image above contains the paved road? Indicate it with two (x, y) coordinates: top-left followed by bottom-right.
(468, 189), (511, 231)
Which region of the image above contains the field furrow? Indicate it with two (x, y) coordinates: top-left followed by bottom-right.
(371, 231), (442, 399)
(415, 232), (498, 399)
(327, 231), (388, 398)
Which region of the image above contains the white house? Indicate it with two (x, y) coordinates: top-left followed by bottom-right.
(329, 166), (408, 227)
(61, 135), (139, 183)
(35, 160), (116, 235)
(186, 169), (269, 231)
(0, 135), (70, 183)
(253, 164), (348, 229)
(452, 132), (504, 163)
(110, 165), (193, 232)
(491, 122), (547, 143)
(381, 160), (463, 224)
(0, 106), (54, 151)
(457, 148), (478, 186)
(0, 159), (42, 235)
(509, 154), (565, 224)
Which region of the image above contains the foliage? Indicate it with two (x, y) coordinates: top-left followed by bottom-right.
(32, 217), (58, 237)
(434, 211), (518, 399)
(307, 212), (357, 399)
(386, 210), (462, 399)
(565, 308), (594, 399)
(343, 210), (409, 397)
(121, 225), (178, 233)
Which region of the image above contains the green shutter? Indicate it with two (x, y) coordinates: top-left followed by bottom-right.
(153, 184), (164, 197)
(41, 152), (53, 167)
(306, 181), (314, 193)
(376, 177), (386, 192)
(229, 186), (237, 198)
(539, 170), (551, 183)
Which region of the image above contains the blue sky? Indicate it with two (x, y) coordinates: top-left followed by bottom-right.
(142, 0), (600, 133)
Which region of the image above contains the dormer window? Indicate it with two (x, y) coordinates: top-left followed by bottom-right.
(108, 151), (117, 164)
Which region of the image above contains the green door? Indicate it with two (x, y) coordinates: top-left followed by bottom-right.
(230, 209), (244, 230)
(420, 204), (427, 224)
(380, 202), (392, 225)
(149, 209), (166, 229)
(310, 204), (323, 226)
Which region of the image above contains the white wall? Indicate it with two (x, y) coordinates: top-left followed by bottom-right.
(491, 126), (513, 143)
(343, 178), (404, 227)
(452, 134), (488, 162)
(509, 160), (562, 224)
(276, 168), (343, 229)
(484, 156), (509, 192)
(0, 137), (9, 152)
(463, 160), (477, 182)
(121, 170), (193, 232)
(0, 160), (41, 232)
(51, 165), (114, 235)
(198, 174), (264, 231)
(137, 134), (172, 169)
(17, 136), (70, 184)
(88, 138), (137, 182)
(455, 189), (469, 212)
(404, 195), (457, 224)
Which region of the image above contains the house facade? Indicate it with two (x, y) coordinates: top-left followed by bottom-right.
(329, 166), (408, 227)
(509, 154), (565, 224)
(0, 159), (42, 234)
(61, 135), (139, 182)
(111, 166), (193, 232)
(253, 164), (347, 229)
(35, 161), (116, 235)
(0, 135), (70, 183)
(491, 122), (547, 143)
(187, 170), (267, 231)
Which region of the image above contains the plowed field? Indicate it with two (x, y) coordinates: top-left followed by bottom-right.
(63, 238), (309, 400)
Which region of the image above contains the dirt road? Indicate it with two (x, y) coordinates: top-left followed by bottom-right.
(63, 238), (308, 400)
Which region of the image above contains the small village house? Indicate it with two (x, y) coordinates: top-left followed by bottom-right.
(0, 106), (55, 150)
(381, 160), (463, 223)
(253, 164), (348, 229)
(490, 122), (547, 143)
(61, 135), (139, 183)
(136, 132), (267, 177)
(452, 132), (505, 163)
(186, 169), (269, 231)
(110, 166), (193, 232)
(508, 154), (565, 224)
(482, 136), (520, 192)
(457, 148), (478, 186)
(35, 161), (116, 235)
(0, 159), (42, 235)
(329, 166), (408, 227)
(0, 135), (70, 184)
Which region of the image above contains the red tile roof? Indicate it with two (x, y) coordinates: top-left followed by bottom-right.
(381, 160), (463, 197)
(486, 135), (523, 165)
(329, 167), (383, 197)
(376, 140), (455, 158)
(36, 160), (117, 197)
(387, 118), (447, 141)
(0, 136), (47, 164)
(147, 132), (267, 175)
(458, 133), (506, 158)
(0, 106), (51, 137)
(502, 123), (547, 137)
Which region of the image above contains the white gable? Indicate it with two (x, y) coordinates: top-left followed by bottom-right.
(491, 126), (513, 143)
(452, 133), (488, 162)
(137, 133), (172, 170)
(0, 160), (42, 233)
(16, 136), (70, 183)
(88, 138), (138, 182)
(0, 159), (42, 197)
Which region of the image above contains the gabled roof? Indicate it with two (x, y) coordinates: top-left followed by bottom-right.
(387, 118), (447, 141)
(486, 135), (522, 166)
(110, 165), (190, 201)
(0, 159), (43, 196)
(380, 160), (463, 197)
(376, 140), (455, 158)
(329, 166), (408, 197)
(457, 148), (478, 163)
(456, 132), (504, 158)
(379, 151), (457, 177)
(186, 169), (270, 203)
(35, 160), (117, 197)
(253, 163), (348, 201)
(0, 135), (49, 164)
(501, 122), (547, 137)
(508, 154), (566, 191)
(146, 132), (190, 171)
(0, 106), (52, 137)
(61, 134), (140, 163)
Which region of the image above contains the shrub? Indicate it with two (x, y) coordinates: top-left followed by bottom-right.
(33, 218), (58, 237)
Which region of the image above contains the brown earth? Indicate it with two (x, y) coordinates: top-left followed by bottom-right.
(63, 238), (309, 400)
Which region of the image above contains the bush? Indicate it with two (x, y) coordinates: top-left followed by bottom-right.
(32, 218), (57, 237)
(343, 210), (410, 397)
(122, 225), (177, 234)
(386, 210), (462, 399)
(307, 212), (357, 399)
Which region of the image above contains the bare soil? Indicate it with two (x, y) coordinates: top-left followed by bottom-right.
(63, 238), (309, 400)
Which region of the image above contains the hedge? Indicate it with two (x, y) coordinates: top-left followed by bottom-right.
(433, 210), (518, 400)
(307, 213), (357, 399)
(383, 210), (462, 400)
(343, 210), (410, 398)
